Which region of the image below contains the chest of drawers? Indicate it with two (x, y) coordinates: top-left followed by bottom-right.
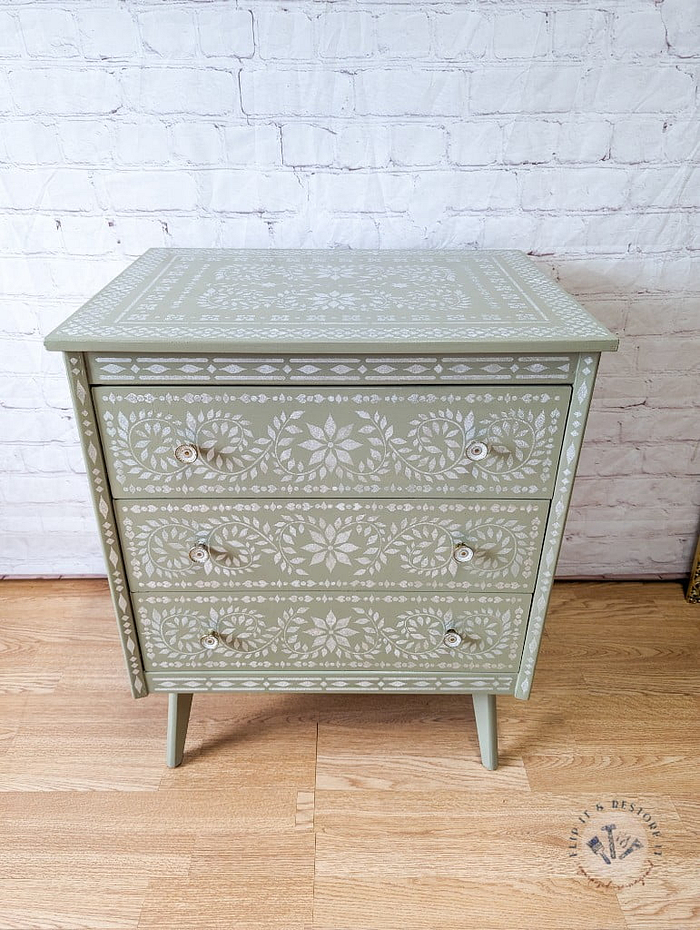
(45, 249), (617, 770)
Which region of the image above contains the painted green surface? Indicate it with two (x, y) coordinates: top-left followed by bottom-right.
(44, 249), (618, 354)
(166, 692), (192, 768)
(472, 692), (498, 770)
(133, 591), (532, 674)
(94, 385), (571, 499)
(117, 498), (548, 593)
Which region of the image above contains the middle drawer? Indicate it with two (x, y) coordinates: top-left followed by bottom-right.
(116, 498), (549, 593)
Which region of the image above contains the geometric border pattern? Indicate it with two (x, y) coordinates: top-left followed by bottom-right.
(87, 353), (576, 385)
(514, 353), (600, 699)
(145, 671), (517, 694)
(64, 353), (147, 698)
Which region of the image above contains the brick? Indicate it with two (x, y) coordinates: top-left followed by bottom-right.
(317, 12), (374, 58)
(221, 126), (280, 165)
(308, 173), (413, 213)
(661, 0), (700, 58)
(628, 167), (700, 209)
(171, 122), (222, 164)
(76, 9), (139, 59)
(637, 336), (700, 373)
(621, 410), (700, 443)
(376, 13), (431, 58)
(471, 66), (581, 114)
(2, 121), (62, 164)
(433, 11), (489, 59)
(520, 167), (629, 211)
(644, 375), (700, 409)
(613, 10), (667, 56)
(59, 120), (114, 164)
(505, 119), (613, 164)
(624, 298), (700, 337)
(138, 9), (197, 58)
(375, 215), (428, 248)
(257, 10), (314, 60)
(643, 443), (700, 476)
(503, 122), (559, 164)
(205, 170), (305, 212)
(100, 171), (199, 212)
(429, 214), (483, 248)
(553, 10), (608, 58)
(482, 213), (539, 250)
(356, 70), (466, 116)
(580, 65), (695, 113)
(611, 118), (665, 163)
(448, 122), (501, 165)
(8, 68), (121, 115)
(391, 125), (446, 166)
(411, 170), (518, 224)
(493, 12), (548, 60)
(121, 68), (238, 116)
(198, 8), (253, 58)
(273, 211), (380, 249)
(218, 215), (272, 247)
(584, 211), (688, 254)
(241, 69), (353, 117)
(282, 124), (336, 167)
(114, 121), (170, 166)
(577, 444), (643, 478)
(19, 9), (79, 58)
(664, 120), (700, 162)
(0, 11), (24, 57)
(335, 126), (391, 169)
(0, 167), (99, 211)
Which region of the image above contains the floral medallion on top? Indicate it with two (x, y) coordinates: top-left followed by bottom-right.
(96, 386), (570, 498)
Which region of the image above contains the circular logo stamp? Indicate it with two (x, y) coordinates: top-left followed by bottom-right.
(568, 799), (663, 889)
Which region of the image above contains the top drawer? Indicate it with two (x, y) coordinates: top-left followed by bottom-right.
(94, 386), (570, 499)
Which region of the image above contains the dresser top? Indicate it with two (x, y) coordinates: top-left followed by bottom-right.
(45, 248), (617, 354)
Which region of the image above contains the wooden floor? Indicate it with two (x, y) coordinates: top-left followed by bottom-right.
(0, 580), (698, 930)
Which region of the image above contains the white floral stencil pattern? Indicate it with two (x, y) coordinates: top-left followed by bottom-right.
(97, 387), (569, 497)
(133, 592), (530, 672)
(117, 499), (547, 592)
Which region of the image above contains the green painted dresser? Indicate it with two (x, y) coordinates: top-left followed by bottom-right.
(45, 249), (617, 769)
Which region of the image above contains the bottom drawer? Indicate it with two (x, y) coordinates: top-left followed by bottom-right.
(133, 592), (531, 674)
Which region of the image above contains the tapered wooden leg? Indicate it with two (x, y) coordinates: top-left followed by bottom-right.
(472, 693), (498, 770)
(166, 692), (193, 768)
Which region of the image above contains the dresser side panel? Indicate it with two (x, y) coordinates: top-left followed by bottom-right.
(63, 353), (148, 698)
(514, 352), (601, 700)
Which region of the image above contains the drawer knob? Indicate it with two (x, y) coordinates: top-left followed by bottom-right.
(466, 441), (489, 462)
(200, 631), (219, 649)
(188, 543), (210, 564)
(443, 629), (462, 648)
(175, 443), (198, 464)
(453, 543), (474, 564)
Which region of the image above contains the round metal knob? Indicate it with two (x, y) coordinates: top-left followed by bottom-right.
(453, 543), (474, 564)
(188, 543), (210, 564)
(175, 443), (198, 464)
(443, 629), (462, 648)
(466, 441), (489, 462)
(200, 631), (219, 649)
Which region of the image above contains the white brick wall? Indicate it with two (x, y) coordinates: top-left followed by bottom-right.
(1, 0), (698, 579)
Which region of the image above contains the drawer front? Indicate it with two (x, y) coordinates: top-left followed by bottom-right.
(95, 386), (570, 499)
(132, 592), (531, 674)
(117, 499), (548, 593)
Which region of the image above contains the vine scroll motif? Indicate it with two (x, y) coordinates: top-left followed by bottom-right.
(98, 388), (569, 497)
